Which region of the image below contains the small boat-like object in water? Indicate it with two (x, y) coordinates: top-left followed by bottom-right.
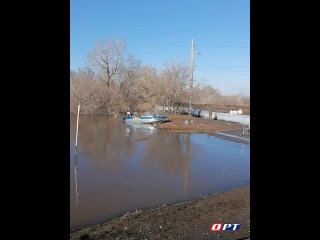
(124, 112), (168, 124)
(125, 122), (156, 136)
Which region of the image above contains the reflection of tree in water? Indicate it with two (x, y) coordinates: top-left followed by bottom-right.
(70, 117), (191, 193)
(140, 131), (190, 194)
(140, 131), (185, 174)
(70, 117), (135, 171)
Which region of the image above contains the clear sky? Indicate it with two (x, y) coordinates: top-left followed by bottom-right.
(71, 0), (250, 96)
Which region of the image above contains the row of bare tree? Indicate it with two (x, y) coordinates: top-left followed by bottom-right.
(70, 39), (249, 116)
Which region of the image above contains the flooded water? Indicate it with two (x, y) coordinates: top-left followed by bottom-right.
(70, 116), (250, 228)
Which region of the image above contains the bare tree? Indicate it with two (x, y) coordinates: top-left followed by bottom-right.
(221, 94), (250, 107)
(160, 62), (189, 114)
(194, 83), (220, 105)
(71, 39), (249, 117)
(88, 39), (125, 87)
(120, 55), (142, 106)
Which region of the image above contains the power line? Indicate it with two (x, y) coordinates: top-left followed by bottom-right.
(195, 65), (243, 93)
(196, 64), (247, 89)
(194, 45), (249, 70)
(193, 45), (249, 93)
(196, 65), (249, 68)
(196, 43), (250, 48)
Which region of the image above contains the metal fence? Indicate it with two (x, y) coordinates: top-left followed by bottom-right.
(156, 106), (250, 125)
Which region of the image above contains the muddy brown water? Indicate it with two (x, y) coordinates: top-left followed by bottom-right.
(70, 116), (250, 228)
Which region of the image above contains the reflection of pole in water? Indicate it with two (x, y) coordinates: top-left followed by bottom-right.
(74, 154), (79, 206)
(184, 133), (190, 195)
(241, 144), (249, 158)
(241, 143), (243, 156)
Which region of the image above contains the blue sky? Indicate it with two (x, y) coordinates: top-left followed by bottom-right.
(71, 0), (250, 96)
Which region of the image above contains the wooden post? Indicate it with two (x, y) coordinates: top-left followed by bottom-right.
(75, 100), (80, 155)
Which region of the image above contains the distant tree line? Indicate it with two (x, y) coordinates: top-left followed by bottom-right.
(70, 39), (249, 116)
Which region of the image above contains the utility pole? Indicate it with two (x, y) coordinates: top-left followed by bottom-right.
(189, 39), (194, 115)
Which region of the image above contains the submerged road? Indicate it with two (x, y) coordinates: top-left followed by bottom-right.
(215, 129), (250, 144)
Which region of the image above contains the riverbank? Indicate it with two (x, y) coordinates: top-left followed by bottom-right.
(155, 114), (243, 134)
(70, 185), (250, 240)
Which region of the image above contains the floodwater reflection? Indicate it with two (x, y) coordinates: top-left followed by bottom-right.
(184, 133), (190, 195)
(70, 116), (250, 228)
(74, 154), (79, 207)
